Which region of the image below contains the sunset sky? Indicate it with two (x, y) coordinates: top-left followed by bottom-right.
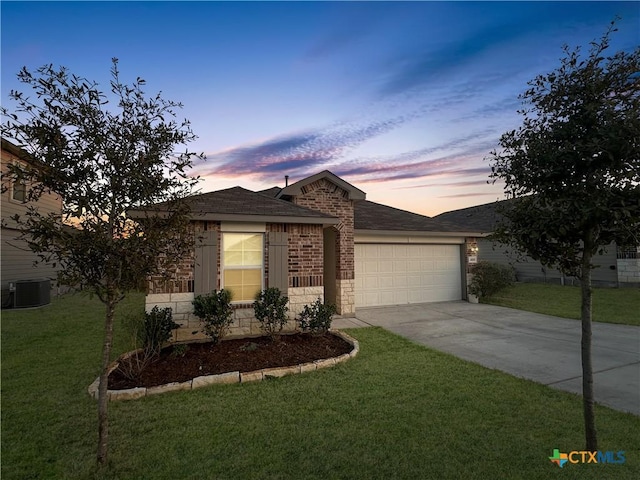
(2, 1), (638, 216)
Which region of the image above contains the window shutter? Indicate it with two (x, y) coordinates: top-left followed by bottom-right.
(194, 230), (218, 294)
(268, 232), (288, 293)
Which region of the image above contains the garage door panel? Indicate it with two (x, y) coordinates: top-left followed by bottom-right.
(355, 243), (462, 307)
(379, 276), (394, 288)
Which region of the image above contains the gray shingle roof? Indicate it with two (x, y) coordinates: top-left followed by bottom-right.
(355, 200), (473, 233)
(257, 186), (282, 198)
(141, 181), (486, 234)
(435, 199), (512, 233)
(136, 186), (337, 223)
(186, 186), (336, 219)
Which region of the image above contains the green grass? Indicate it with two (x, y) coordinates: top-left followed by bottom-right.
(482, 283), (640, 326)
(2, 293), (639, 479)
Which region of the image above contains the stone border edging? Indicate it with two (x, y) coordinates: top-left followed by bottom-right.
(88, 330), (359, 401)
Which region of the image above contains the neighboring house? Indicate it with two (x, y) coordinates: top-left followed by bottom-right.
(1, 139), (63, 306)
(436, 200), (640, 287)
(143, 171), (481, 338)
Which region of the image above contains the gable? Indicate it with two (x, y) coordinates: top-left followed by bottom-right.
(278, 170), (365, 201)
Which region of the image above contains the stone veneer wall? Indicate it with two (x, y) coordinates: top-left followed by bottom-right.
(290, 178), (356, 316)
(288, 286), (324, 317)
(335, 279), (355, 316)
(465, 238), (478, 303)
(617, 259), (640, 285)
(145, 291), (303, 342)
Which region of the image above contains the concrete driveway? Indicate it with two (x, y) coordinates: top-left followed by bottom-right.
(350, 301), (640, 416)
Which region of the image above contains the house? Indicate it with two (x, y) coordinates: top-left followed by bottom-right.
(436, 200), (640, 287)
(143, 171), (481, 338)
(1, 139), (63, 307)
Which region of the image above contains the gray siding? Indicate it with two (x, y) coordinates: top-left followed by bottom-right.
(478, 238), (618, 286)
(1, 147), (63, 300)
(1, 230), (61, 299)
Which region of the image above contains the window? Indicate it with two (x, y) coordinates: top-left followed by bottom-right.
(222, 233), (264, 302)
(12, 180), (26, 202)
(10, 168), (26, 203)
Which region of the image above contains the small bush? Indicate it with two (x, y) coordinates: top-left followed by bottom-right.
(118, 306), (178, 380)
(469, 261), (515, 299)
(142, 306), (180, 356)
(297, 298), (336, 334)
(253, 287), (289, 340)
(171, 344), (189, 358)
(192, 289), (234, 345)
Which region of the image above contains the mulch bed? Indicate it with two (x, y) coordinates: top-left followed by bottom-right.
(108, 332), (354, 390)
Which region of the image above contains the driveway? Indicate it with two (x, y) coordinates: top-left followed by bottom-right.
(351, 301), (640, 416)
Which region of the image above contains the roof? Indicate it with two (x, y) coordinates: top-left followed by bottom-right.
(257, 186), (282, 198)
(135, 186), (339, 225)
(355, 200), (476, 233)
(1, 138), (37, 165)
(134, 171), (487, 235)
(279, 170), (366, 201)
(435, 199), (511, 233)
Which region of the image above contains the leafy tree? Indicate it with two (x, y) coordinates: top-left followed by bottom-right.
(1, 59), (203, 464)
(489, 22), (640, 450)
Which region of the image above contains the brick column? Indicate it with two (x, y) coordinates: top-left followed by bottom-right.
(291, 179), (356, 316)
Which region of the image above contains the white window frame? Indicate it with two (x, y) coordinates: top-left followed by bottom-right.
(8, 161), (27, 204)
(221, 232), (265, 303)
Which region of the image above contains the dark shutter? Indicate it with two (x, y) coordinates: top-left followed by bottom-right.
(194, 230), (218, 294)
(268, 232), (288, 293)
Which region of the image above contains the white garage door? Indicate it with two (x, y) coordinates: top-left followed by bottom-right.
(355, 244), (462, 307)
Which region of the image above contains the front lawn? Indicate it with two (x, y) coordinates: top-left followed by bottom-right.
(482, 283), (640, 326)
(2, 293), (639, 479)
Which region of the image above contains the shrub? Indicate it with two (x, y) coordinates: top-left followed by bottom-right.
(171, 343), (189, 358)
(118, 306), (179, 380)
(469, 261), (515, 299)
(253, 287), (289, 340)
(192, 289), (234, 345)
(142, 306), (180, 356)
(297, 298), (336, 334)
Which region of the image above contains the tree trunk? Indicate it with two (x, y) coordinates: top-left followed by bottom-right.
(97, 299), (117, 465)
(580, 244), (597, 451)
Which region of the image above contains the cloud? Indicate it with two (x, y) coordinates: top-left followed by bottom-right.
(438, 191), (501, 199)
(397, 179), (491, 189)
(376, 18), (530, 97)
(305, 23), (371, 61)
(195, 114), (414, 181)
(334, 138), (498, 183)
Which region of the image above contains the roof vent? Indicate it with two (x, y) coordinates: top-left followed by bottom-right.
(285, 175), (289, 187)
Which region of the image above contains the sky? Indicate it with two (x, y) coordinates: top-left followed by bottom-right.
(1, 1), (638, 216)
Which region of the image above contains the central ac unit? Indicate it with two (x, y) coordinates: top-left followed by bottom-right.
(15, 279), (51, 308)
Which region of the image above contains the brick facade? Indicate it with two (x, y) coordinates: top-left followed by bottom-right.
(146, 220), (327, 340)
(145, 173), (361, 337)
(147, 221), (221, 295)
(267, 223), (324, 288)
(288, 178), (356, 315)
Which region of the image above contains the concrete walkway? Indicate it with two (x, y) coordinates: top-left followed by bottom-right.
(335, 301), (640, 416)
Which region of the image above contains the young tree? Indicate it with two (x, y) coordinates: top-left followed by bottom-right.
(489, 23), (640, 450)
(1, 59), (203, 464)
